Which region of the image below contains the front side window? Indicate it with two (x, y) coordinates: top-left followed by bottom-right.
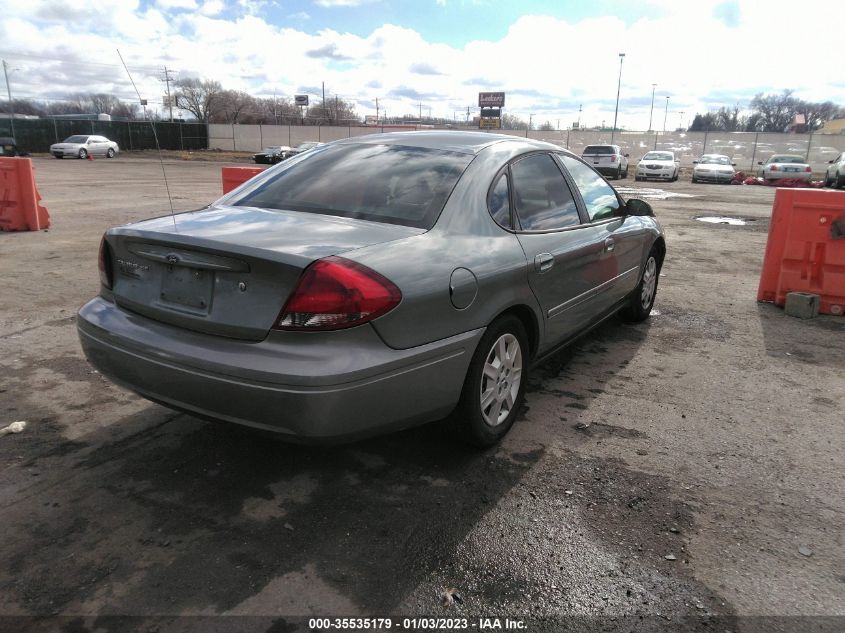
(510, 153), (580, 231)
(557, 155), (621, 222)
(231, 143), (473, 229)
(65, 135), (88, 143)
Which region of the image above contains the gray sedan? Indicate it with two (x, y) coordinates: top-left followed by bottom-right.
(77, 132), (665, 446)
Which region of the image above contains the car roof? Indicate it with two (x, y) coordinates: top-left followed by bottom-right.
(332, 130), (560, 155)
(770, 154), (805, 161)
(700, 153), (729, 158)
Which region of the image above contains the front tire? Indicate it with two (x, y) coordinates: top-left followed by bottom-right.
(620, 249), (660, 323)
(78, 149), (88, 159)
(455, 316), (528, 447)
(106, 148), (115, 158)
(836, 173), (845, 189)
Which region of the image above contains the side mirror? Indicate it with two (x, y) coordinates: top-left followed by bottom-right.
(626, 198), (654, 217)
(830, 159), (835, 164)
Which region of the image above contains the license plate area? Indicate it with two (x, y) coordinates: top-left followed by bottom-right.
(159, 265), (213, 314)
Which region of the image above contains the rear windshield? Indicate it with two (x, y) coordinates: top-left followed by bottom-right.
(583, 146), (616, 155)
(770, 155), (804, 164)
(642, 152), (673, 161)
(231, 143), (473, 229)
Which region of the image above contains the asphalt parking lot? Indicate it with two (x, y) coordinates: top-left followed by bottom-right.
(1, 156), (843, 632)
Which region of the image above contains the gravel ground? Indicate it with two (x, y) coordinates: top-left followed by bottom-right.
(0, 156), (843, 633)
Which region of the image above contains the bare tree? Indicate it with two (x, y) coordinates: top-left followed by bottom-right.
(174, 78), (223, 122)
(748, 90), (798, 132)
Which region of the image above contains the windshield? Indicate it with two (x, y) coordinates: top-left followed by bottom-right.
(63, 135), (88, 143)
(700, 155), (731, 165)
(583, 145), (616, 155)
(642, 152), (673, 161)
(770, 155), (804, 164)
(231, 143), (473, 229)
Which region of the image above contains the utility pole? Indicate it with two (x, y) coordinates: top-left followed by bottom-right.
(647, 83), (656, 132)
(2, 59), (16, 139)
(322, 81), (326, 123)
(375, 97), (379, 123)
(160, 66), (176, 122)
(577, 104), (582, 128)
(335, 95), (339, 124)
(663, 96), (670, 134)
(611, 52), (625, 145)
(418, 102), (423, 122)
(528, 113), (533, 129)
(466, 106), (470, 124)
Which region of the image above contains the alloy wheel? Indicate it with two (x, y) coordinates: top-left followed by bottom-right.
(479, 333), (523, 427)
(640, 256), (657, 310)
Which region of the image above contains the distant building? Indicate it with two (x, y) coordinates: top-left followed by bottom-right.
(819, 117), (845, 135)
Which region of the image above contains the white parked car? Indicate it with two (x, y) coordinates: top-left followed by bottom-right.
(757, 155), (812, 181)
(824, 152), (845, 189)
(581, 144), (629, 180)
(635, 151), (679, 182)
(50, 135), (120, 159)
(691, 154), (736, 184)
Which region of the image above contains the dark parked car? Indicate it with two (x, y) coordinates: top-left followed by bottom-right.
(78, 132), (665, 446)
(253, 146), (289, 164)
(0, 137), (28, 157)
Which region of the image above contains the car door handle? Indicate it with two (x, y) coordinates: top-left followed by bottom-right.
(534, 253), (554, 273)
(605, 238), (615, 252)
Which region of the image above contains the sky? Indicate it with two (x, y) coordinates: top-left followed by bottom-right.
(0, 0), (841, 129)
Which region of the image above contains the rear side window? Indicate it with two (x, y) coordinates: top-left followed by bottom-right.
(488, 173), (512, 229)
(231, 143), (473, 229)
(558, 155), (621, 222)
(510, 154), (580, 231)
(583, 145), (615, 155)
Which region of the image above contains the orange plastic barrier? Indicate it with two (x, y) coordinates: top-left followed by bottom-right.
(222, 166), (264, 194)
(0, 157), (51, 232)
(757, 188), (845, 315)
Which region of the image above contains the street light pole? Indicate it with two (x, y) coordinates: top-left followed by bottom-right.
(2, 59), (15, 140)
(647, 83), (657, 132)
(663, 96), (670, 134)
(610, 52), (625, 145)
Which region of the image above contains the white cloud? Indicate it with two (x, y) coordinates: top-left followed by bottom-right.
(0, 1), (842, 129)
(314, 0), (377, 6)
(156, 0), (198, 9)
(199, 0), (225, 16)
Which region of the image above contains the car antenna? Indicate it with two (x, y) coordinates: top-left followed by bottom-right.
(117, 49), (177, 231)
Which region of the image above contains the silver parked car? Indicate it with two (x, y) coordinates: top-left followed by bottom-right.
(50, 135), (120, 159)
(581, 144), (629, 180)
(77, 132), (665, 446)
(691, 154), (736, 184)
(635, 151), (679, 182)
(757, 154), (812, 181)
(824, 152), (845, 188)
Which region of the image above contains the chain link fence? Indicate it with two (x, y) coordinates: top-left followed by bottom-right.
(0, 117), (207, 153)
(210, 123), (845, 174)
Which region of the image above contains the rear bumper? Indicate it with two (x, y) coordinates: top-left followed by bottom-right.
(77, 297), (483, 442)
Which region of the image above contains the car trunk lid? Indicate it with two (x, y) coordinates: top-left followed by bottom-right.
(106, 205), (423, 341)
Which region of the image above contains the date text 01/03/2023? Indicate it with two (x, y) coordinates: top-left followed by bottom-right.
(308, 617), (527, 630)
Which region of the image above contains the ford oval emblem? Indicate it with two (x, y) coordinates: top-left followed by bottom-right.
(166, 254), (179, 265)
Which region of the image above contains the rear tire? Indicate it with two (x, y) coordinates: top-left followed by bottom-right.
(620, 248), (660, 323)
(615, 166), (622, 180)
(454, 316), (528, 447)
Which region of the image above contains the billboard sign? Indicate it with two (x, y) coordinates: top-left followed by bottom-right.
(480, 108), (501, 118)
(294, 95), (309, 106)
(479, 118), (502, 129)
(478, 92), (505, 108)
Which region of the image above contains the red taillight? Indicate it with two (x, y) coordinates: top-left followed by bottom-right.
(770, 165), (778, 171)
(805, 166), (812, 172)
(610, 155), (617, 163)
(98, 235), (113, 290)
(274, 256), (402, 331)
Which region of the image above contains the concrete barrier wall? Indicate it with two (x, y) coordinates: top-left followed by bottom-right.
(208, 124), (845, 172)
